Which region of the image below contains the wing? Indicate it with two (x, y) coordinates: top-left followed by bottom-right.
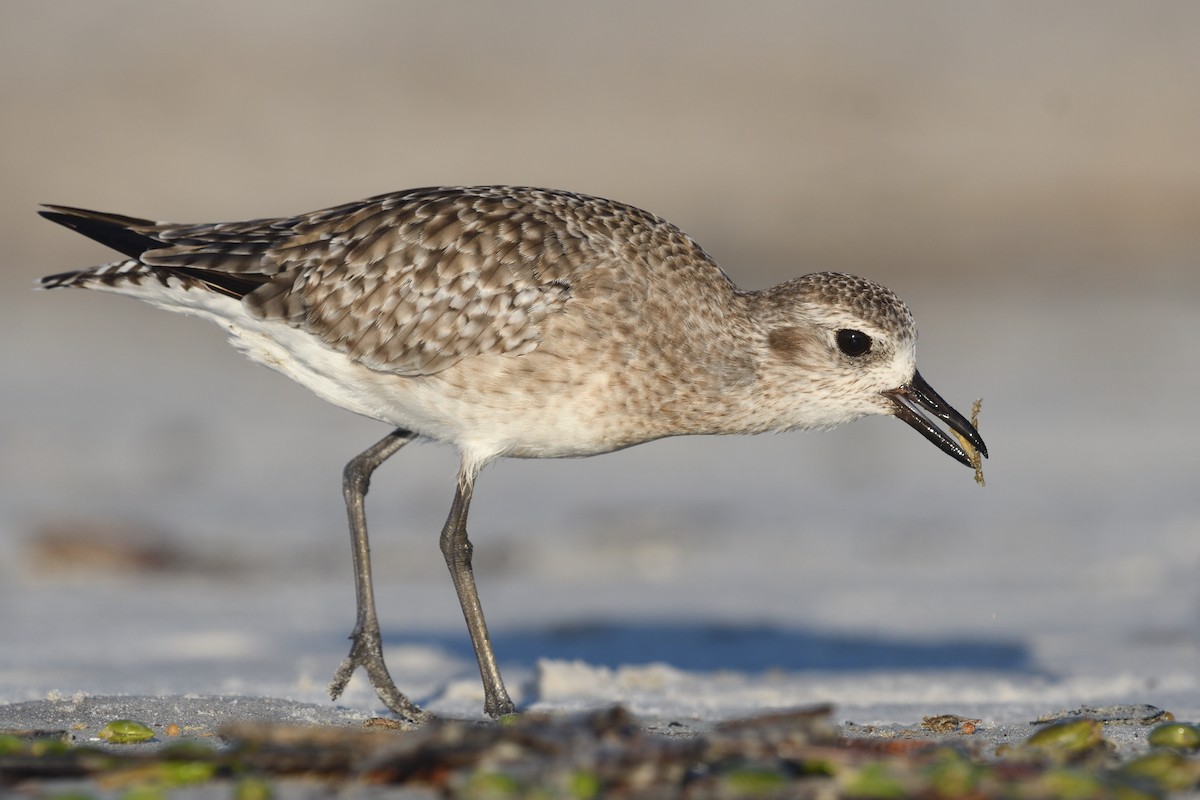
(42, 185), (724, 376)
(41, 186), (726, 376)
(237, 187), (594, 376)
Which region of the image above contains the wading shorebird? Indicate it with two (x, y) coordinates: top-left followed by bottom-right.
(40, 186), (987, 722)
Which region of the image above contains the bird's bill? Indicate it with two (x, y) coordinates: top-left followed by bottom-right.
(885, 372), (988, 468)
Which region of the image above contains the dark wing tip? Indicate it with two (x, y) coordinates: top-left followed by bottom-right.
(39, 204), (163, 260)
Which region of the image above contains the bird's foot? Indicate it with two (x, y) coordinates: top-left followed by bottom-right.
(486, 696), (517, 720)
(329, 627), (430, 725)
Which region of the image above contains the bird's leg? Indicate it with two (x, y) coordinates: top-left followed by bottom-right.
(441, 470), (516, 718)
(328, 427), (429, 724)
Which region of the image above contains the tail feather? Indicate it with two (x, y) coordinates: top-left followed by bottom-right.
(39, 260), (147, 290)
(39, 261), (269, 299)
(39, 205), (164, 259)
(39, 205), (272, 299)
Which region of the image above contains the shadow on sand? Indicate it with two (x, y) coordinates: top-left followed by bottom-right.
(396, 619), (1032, 674)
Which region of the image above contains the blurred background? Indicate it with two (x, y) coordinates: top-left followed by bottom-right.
(1, 2), (1197, 716)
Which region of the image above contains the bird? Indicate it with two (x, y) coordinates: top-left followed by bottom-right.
(39, 185), (987, 723)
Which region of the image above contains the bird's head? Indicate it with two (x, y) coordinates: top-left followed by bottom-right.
(755, 272), (987, 467)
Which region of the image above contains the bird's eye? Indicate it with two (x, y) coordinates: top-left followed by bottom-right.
(836, 329), (872, 357)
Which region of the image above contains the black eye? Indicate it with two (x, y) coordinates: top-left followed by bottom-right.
(836, 329), (872, 357)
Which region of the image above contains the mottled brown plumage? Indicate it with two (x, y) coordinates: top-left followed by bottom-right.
(46, 188), (727, 379)
(40, 185), (987, 722)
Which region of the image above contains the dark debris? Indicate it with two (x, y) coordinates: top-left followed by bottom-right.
(2, 704), (1199, 798)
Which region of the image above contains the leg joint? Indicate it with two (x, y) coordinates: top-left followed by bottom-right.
(439, 525), (473, 564)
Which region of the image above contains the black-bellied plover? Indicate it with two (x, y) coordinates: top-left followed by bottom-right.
(40, 186), (987, 722)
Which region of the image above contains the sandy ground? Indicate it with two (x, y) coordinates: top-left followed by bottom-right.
(2, 1), (1199, 794)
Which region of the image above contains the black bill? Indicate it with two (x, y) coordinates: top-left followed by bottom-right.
(885, 371), (988, 468)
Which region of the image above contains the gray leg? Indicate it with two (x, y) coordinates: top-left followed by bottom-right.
(441, 471), (516, 718)
(328, 428), (429, 724)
